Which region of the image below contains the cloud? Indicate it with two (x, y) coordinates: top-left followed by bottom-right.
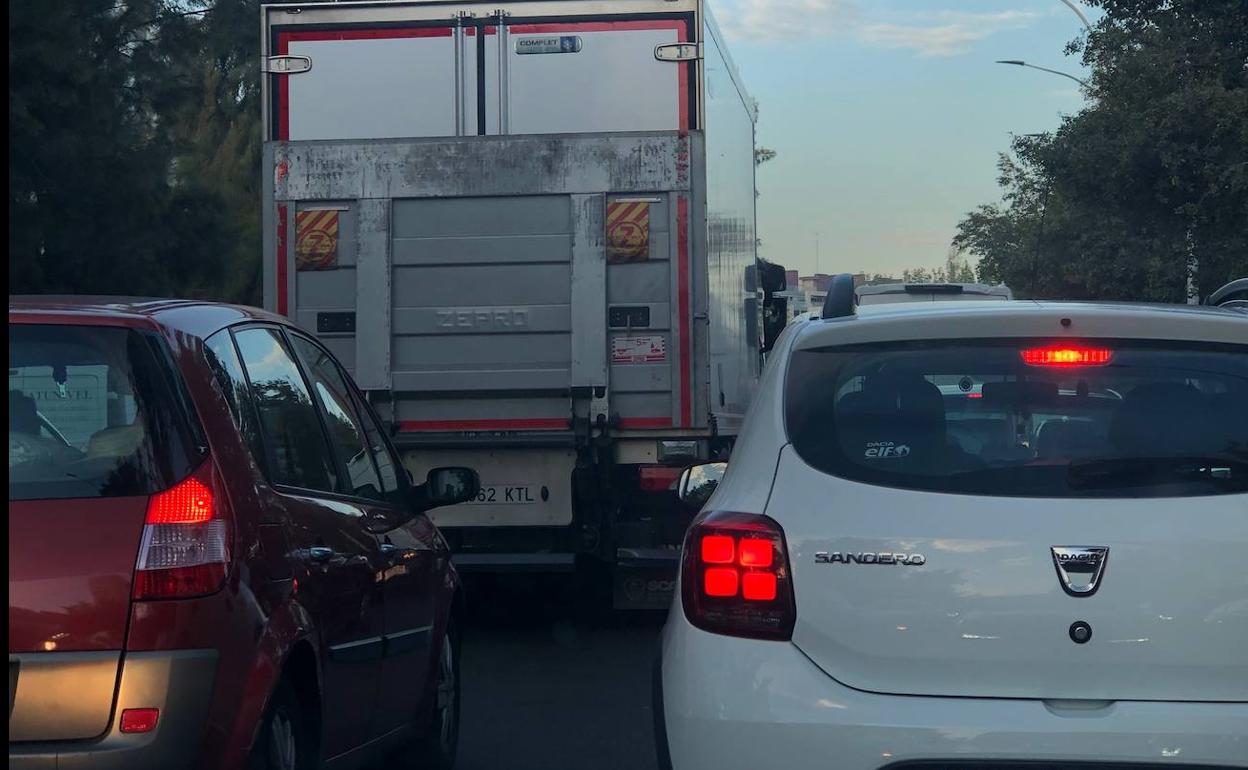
(715, 3), (1039, 57)
(858, 11), (1040, 57)
(714, 0), (860, 41)
(857, 23), (981, 57)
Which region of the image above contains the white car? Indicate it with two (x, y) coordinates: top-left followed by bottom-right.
(656, 275), (1248, 770)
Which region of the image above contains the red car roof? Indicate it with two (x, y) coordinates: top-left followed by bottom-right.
(8, 296), (287, 338)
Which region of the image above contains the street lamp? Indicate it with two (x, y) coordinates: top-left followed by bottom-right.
(996, 60), (1088, 87)
(1056, 0), (1093, 34)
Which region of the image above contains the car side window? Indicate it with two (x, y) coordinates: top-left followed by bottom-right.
(233, 327), (340, 494)
(352, 391), (404, 505)
(204, 330), (267, 472)
(288, 334), (385, 501)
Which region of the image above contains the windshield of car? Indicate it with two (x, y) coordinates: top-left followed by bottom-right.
(8, 324), (203, 501)
(785, 340), (1248, 497)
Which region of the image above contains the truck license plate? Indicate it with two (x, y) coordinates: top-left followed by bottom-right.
(467, 485), (537, 505)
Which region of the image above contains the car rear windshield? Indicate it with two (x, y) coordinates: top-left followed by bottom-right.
(9, 324), (203, 501)
(785, 339), (1248, 497)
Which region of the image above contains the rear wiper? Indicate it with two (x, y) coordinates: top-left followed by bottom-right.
(1066, 456), (1248, 490)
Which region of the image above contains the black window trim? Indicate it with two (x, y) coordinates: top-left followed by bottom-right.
(283, 326), (390, 504)
(204, 327), (273, 480)
(228, 321), (367, 506)
(351, 385), (414, 503)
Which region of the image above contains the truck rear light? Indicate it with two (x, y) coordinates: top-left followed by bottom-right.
(639, 465), (685, 492)
(133, 461), (230, 601)
(119, 708), (159, 733)
(681, 511), (796, 641)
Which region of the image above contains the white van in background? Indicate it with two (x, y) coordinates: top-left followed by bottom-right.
(857, 282), (1013, 305)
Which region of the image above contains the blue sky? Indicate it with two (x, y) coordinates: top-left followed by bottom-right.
(716, 0), (1097, 277)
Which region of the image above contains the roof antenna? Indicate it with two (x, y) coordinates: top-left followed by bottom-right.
(821, 273), (857, 319)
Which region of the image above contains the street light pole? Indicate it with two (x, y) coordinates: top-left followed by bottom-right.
(1056, 0), (1093, 34)
(996, 60), (1088, 87)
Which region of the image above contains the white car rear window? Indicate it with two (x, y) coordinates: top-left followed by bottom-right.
(785, 339), (1248, 497)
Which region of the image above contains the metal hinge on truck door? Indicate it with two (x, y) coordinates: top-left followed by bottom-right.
(654, 43), (701, 62)
(262, 55), (311, 74)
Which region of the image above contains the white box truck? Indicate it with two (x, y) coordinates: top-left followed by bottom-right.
(260, 0), (786, 608)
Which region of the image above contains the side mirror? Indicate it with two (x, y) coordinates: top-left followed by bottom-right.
(677, 462), (727, 510)
(761, 296), (788, 353)
(414, 466), (481, 511)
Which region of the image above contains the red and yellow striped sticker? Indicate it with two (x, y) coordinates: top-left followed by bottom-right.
(295, 209), (339, 271)
(606, 200), (650, 263)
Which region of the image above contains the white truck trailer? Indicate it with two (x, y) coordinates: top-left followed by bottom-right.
(260, 0), (786, 608)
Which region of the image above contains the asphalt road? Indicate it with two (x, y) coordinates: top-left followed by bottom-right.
(456, 574), (668, 770)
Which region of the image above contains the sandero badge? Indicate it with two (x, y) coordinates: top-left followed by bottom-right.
(814, 552), (926, 566)
(1051, 546), (1109, 597)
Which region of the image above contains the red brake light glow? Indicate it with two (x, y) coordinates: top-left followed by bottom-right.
(133, 461), (230, 601)
(1021, 346), (1113, 367)
(682, 511), (796, 641)
(742, 572), (778, 601)
(738, 538), (774, 568)
(700, 535), (735, 564)
(145, 477), (214, 524)
(704, 567), (739, 597)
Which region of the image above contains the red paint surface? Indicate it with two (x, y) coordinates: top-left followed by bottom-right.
(619, 417), (673, 429)
(8, 496), (149, 652)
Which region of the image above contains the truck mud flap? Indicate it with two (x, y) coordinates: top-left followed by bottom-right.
(613, 548), (681, 610)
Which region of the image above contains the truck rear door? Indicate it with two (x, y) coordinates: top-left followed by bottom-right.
(266, 3), (695, 140)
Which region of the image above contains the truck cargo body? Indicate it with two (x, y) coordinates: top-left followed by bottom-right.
(260, 0), (770, 606)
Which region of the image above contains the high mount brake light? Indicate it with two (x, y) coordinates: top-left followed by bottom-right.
(1021, 346), (1113, 367)
(681, 511), (796, 641)
(133, 461), (230, 601)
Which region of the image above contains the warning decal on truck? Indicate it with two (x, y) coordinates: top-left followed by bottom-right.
(295, 209), (339, 271)
(606, 200), (650, 263)
(612, 335), (666, 365)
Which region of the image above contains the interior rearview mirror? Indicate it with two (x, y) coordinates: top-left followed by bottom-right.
(677, 462), (727, 510)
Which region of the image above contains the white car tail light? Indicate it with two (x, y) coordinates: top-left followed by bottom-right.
(680, 511), (796, 641)
(132, 461), (230, 600)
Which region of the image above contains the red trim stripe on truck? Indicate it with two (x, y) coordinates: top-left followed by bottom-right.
(273, 19), (691, 140)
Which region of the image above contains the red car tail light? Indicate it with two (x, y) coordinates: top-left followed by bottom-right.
(119, 708), (160, 733)
(681, 511), (796, 641)
(133, 461), (231, 601)
(1021, 345), (1113, 367)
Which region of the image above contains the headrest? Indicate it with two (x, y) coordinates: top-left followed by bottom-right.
(9, 390), (39, 434)
(1110, 382), (1216, 455)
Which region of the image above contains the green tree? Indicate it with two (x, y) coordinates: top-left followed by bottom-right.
(953, 0), (1248, 301)
(8, 0), (217, 296)
(9, 0), (263, 302)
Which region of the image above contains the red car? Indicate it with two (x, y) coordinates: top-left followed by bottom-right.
(8, 297), (479, 770)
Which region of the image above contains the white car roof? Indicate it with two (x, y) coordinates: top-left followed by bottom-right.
(793, 301), (1247, 350)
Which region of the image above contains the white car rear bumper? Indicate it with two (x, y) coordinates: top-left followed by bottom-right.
(658, 608), (1248, 770)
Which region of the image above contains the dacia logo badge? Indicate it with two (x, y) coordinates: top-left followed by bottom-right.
(1051, 546), (1109, 597)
